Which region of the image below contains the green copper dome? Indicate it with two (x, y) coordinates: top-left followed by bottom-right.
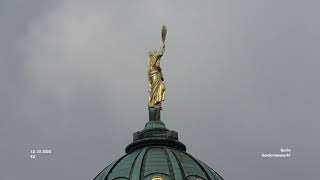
(94, 146), (223, 180)
(93, 108), (224, 180)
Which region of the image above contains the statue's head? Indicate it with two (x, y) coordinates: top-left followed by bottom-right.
(148, 50), (157, 58)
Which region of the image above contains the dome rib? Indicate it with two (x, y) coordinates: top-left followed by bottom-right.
(183, 152), (212, 180)
(128, 149), (143, 180)
(195, 160), (218, 180)
(200, 162), (224, 180)
(161, 147), (175, 179)
(171, 149), (207, 179)
(93, 161), (116, 180)
(163, 147), (184, 180)
(170, 149), (187, 179)
(94, 152), (128, 180)
(139, 147), (150, 180)
(128, 147), (148, 180)
(112, 176), (128, 180)
(108, 150), (141, 180)
(106, 156), (126, 179)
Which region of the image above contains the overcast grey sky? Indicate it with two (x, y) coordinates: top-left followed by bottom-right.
(1, 0), (319, 179)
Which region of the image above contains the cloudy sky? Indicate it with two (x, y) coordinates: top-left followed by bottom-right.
(1, 0), (319, 179)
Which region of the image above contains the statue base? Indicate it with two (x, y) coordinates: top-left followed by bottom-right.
(148, 106), (162, 121)
(124, 105), (186, 153)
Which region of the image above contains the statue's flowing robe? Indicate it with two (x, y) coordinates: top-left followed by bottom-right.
(148, 48), (165, 107)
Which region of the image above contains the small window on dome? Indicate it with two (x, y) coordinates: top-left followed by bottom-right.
(152, 176), (164, 180)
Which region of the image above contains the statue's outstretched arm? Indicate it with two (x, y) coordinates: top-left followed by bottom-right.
(158, 44), (165, 57)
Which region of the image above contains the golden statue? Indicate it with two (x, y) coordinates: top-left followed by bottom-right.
(148, 25), (167, 108)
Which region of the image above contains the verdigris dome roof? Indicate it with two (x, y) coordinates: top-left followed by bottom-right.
(94, 146), (223, 180)
(93, 119), (224, 180)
